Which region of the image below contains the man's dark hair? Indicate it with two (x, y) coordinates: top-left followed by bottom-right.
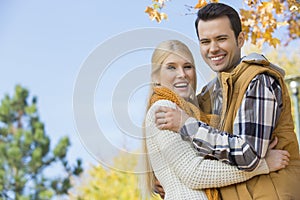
(195, 3), (242, 40)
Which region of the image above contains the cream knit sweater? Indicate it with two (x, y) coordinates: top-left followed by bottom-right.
(145, 100), (270, 200)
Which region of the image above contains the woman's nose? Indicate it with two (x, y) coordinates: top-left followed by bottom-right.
(176, 67), (186, 78)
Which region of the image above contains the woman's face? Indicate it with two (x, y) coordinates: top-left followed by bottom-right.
(158, 53), (196, 100)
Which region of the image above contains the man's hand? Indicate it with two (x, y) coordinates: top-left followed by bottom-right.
(154, 178), (165, 199)
(155, 106), (189, 132)
(266, 137), (290, 172)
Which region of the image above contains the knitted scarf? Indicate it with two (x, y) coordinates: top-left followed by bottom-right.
(150, 86), (219, 200)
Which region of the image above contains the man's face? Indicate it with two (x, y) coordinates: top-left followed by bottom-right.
(197, 16), (244, 73)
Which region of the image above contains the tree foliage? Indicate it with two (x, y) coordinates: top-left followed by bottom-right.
(145, 0), (300, 47)
(0, 85), (83, 200)
(72, 152), (161, 200)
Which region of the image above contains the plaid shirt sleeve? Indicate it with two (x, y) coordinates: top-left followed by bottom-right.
(180, 74), (282, 171)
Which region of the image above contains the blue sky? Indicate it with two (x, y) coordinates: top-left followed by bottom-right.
(0, 0), (265, 170)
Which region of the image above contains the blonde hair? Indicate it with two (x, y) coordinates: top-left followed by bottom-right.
(139, 40), (196, 199)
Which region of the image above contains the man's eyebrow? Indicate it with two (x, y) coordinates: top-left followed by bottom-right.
(216, 34), (229, 38)
(199, 38), (210, 42)
(199, 35), (229, 41)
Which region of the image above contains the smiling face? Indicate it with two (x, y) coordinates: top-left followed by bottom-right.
(197, 16), (245, 73)
(158, 53), (196, 100)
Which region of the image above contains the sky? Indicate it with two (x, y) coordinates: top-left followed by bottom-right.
(1, 0), (290, 172)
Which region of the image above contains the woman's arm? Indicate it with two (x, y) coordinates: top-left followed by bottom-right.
(146, 100), (269, 189)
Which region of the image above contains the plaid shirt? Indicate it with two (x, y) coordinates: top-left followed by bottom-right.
(180, 73), (282, 171)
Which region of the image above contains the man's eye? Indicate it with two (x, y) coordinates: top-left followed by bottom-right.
(218, 37), (227, 41)
(200, 40), (209, 45)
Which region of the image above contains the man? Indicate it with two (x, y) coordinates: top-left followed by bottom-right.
(155, 3), (300, 199)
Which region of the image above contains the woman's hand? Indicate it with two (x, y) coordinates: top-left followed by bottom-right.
(266, 137), (290, 172)
(155, 106), (189, 132)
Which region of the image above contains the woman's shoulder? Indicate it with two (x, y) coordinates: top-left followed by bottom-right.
(148, 100), (177, 114)
(145, 100), (177, 123)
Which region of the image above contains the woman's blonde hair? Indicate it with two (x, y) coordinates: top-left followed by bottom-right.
(139, 40), (196, 199)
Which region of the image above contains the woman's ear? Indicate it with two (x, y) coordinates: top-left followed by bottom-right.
(237, 32), (245, 48)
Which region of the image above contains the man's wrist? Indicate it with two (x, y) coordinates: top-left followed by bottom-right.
(179, 117), (200, 141)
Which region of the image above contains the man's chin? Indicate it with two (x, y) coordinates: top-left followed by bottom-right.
(210, 64), (226, 72)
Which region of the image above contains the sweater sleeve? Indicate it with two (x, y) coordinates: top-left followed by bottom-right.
(146, 100), (269, 189)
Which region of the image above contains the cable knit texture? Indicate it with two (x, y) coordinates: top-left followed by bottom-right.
(145, 99), (269, 200)
(151, 87), (219, 199)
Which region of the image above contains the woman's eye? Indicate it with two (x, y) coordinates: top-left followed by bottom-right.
(167, 65), (176, 70)
(184, 65), (193, 69)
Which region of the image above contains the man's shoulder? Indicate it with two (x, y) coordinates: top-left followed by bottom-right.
(241, 53), (285, 76)
(241, 53), (270, 65)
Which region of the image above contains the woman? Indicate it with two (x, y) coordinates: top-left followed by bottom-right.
(140, 40), (289, 200)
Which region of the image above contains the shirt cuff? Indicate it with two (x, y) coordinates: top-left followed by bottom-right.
(180, 117), (200, 141)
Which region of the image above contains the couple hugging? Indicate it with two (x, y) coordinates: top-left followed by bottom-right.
(139, 3), (300, 200)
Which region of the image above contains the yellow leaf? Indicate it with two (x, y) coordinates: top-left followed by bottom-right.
(145, 6), (154, 15)
(263, 31), (272, 40)
(240, 9), (253, 19)
(270, 38), (280, 48)
(273, 1), (283, 14)
(153, 10), (162, 22)
(194, 0), (207, 9)
(160, 12), (168, 20)
(261, 2), (273, 12)
(251, 32), (257, 44)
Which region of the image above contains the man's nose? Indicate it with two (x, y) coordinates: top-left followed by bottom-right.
(210, 41), (220, 52)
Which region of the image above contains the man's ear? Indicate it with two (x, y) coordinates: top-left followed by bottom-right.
(237, 32), (245, 48)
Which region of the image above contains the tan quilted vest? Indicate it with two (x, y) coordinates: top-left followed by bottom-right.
(199, 60), (300, 200)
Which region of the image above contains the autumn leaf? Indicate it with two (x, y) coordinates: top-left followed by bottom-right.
(263, 31), (272, 40)
(194, 0), (207, 9)
(240, 9), (253, 19)
(145, 6), (154, 14)
(273, 1), (283, 14)
(270, 38), (280, 48)
(145, 6), (167, 23)
(160, 13), (168, 20)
